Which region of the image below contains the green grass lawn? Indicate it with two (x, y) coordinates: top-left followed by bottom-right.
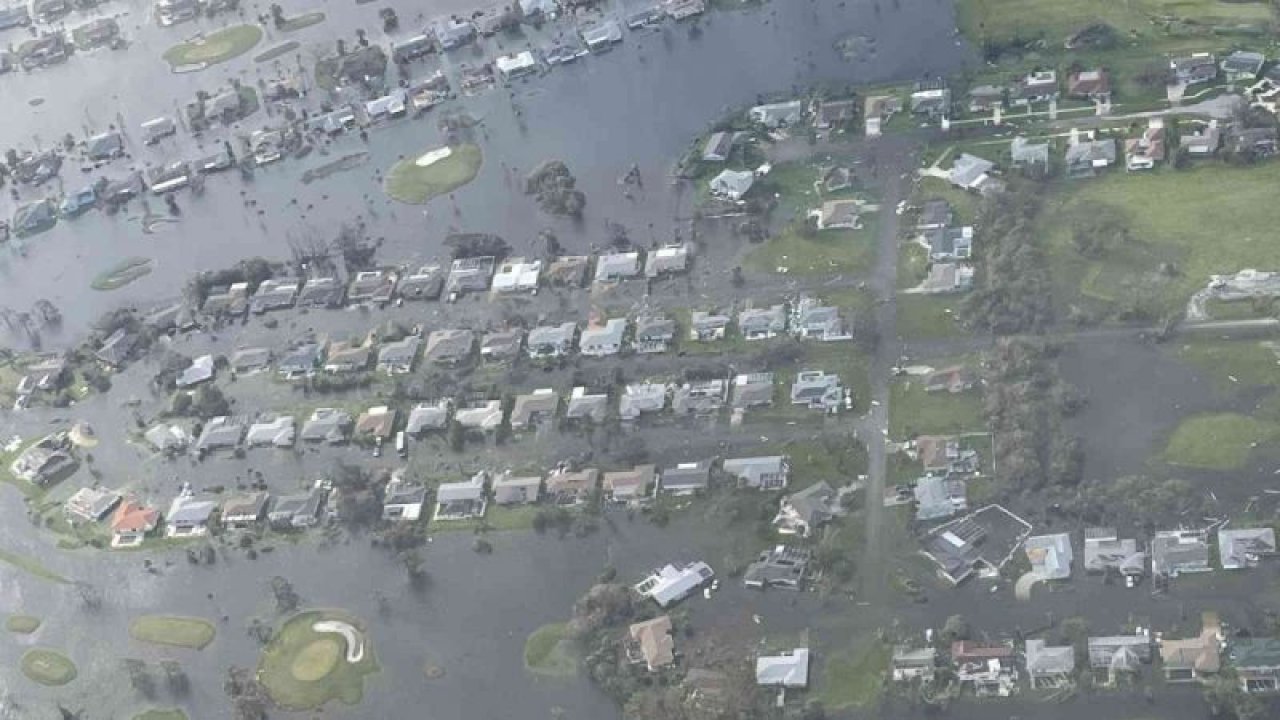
(524, 622), (578, 677)
(259, 610), (379, 710)
(0, 547), (70, 584)
(92, 257), (153, 291)
(818, 639), (889, 711)
(890, 370), (985, 438)
(5, 614), (41, 634)
(430, 504), (541, 533)
(129, 616), (216, 650)
(384, 144), (483, 204)
(1041, 163), (1280, 318)
(162, 25), (263, 67)
(20, 648), (77, 686)
(896, 294), (966, 340)
(745, 224), (876, 278)
(1178, 340), (1280, 390)
(279, 11), (326, 31)
(133, 710), (188, 720)
(1162, 412), (1280, 470)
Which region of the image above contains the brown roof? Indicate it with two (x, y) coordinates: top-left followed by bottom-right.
(603, 465), (655, 495)
(546, 468), (599, 496)
(355, 407), (396, 438)
(111, 499), (159, 533)
(952, 641), (1014, 663)
(1067, 70), (1110, 98)
(1160, 612), (1221, 673)
(630, 615), (675, 669)
(916, 435), (956, 471)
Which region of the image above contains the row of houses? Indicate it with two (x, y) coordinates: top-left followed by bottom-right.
(894, 615), (1280, 695)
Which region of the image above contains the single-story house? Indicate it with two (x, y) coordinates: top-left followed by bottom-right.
(1025, 639), (1075, 688)
(268, 488), (325, 528)
(1152, 529), (1211, 577)
(196, 416), (246, 453)
(644, 244), (689, 278)
(723, 456), (789, 490)
(445, 256), (495, 297)
(604, 465), (655, 502)
(453, 400), (504, 431)
(579, 318), (628, 357)
(660, 461), (711, 495)
(299, 408), (352, 444)
(492, 258), (542, 293)
(377, 336), (421, 375)
(731, 372), (774, 410)
(346, 269), (399, 304)
(221, 492), (270, 529)
(1012, 69), (1058, 105)
(480, 328), (524, 362)
(166, 493), (218, 538)
(790, 370), (843, 411)
(1221, 50), (1264, 82)
(749, 99), (803, 128)
(812, 199), (862, 230)
(566, 387), (609, 423)
(702, 131), (734, 162)
(1088, 633), (1152, 672)
(738, 304), (787, 340)
(277, 343), (324, 379)
(628, 615), (675, 672)
(1171, 53), (1218, 85)
(914, 475), (967, 521)
(1082, 528), (1145, 576)
(672, 380), (728, 415)
(948, 153), (995, 191)
(1025, 532), (1073, 580)
(1161, 612), (1221, 683)
(1218, 527), (1276, 570)
(110, 499), (159, 548)
(910, 87), (951, 117)
(383, 481), (428, 522)
(231, 347), (272, 374)
(634, 561), (714, 607)
(756, 648), (809, 688)
(1180, 123), (1222, 156)
(492, 473), (542, 505)
(1064, 138), (1116, 178)
(709, 169), (755, 201)
(634, 315), (676, 353)
(354, 406), (396, 439)
(64, 486), (122, 524)
(95, 328), (139, 368)
(774, 481), (837, 537)
(689, 311), (731, 341)
(1124, 122), (1166, 171)
(968, 85), (1004, 113)
(250, 278), (299, 313)
(1010, 136), (1050, 170)
(297, 277), (346, 308)
(1067, 69), (1110, 101)
(322, 340), (372, 374)
(1230, 638), (1280, 693)
(406, 401), (450, 434)
(546, 256), (590, 287)
(594, 252), (641, 284)
(246, 415), (296, 448)
(892, 647), (937, 682)
(145, 423), (192, 452)
(813, 98), (856, 130)
(434, 473), (488, 520)
(511, 389), (561, 430)
(743, 545), (810, 590)
(620, 383), (667, 420)
(398, 265), (444, 300)
(424, 329), (475, 366)
(527, 322), (577, 358)
(545, 467), (599, 505)
(792, 299), (849, 342)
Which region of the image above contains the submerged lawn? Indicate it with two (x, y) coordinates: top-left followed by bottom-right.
(1041, 163), (1280, 317)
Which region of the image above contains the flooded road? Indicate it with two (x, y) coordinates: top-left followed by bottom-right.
(0, 0), (972, 346)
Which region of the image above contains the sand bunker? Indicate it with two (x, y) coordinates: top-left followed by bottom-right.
(415, 147), (453, 167)
(313, 620), (364, 663)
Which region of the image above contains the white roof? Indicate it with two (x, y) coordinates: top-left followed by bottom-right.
(635, 561), (714, 607)
(437, 474), (486, 503)
(756, 648), (810, 687)
(492, 258), (542, 292)
(1025, 533), (1073, 580)
(495, 51), (536, 75)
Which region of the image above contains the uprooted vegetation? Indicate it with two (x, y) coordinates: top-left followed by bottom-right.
(525, 160), (586, 217)
(963, 188), (1054, 335)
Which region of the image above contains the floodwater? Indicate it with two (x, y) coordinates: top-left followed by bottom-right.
(0, 0), (971, 346)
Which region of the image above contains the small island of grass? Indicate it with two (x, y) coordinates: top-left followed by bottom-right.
(129, 615), (216, 650)
(384, 144), (482, 205)
(21, 648), (77, 686)
(523, 622), (578, 677)
(163, 25), (263, 69)
(258, 610), (378, 710)
(92, 257), (153, 291)
(6, 614), (41, 634)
